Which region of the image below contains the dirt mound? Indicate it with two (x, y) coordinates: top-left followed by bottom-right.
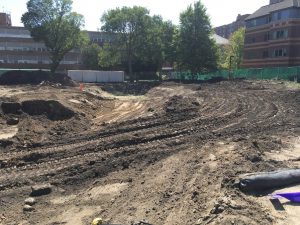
(22, 100), (75, 121)
(1, 100), (75, 121)
(99, 82), (160, 95)
(1, 102), (22, 114)
(165, 95), (200, 116)
(0, 70), (75, 86)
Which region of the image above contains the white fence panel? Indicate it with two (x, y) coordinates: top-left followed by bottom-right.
(84, 71), (97, 83)
(68, 70), (124, 83)
(68, 70), (83, 82)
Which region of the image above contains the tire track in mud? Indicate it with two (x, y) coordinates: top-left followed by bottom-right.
(0, 96), (244, 164)
(0, 114), (234, 191)
(1, 81), (299, 193)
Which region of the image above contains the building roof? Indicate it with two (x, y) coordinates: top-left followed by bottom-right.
(246, 0), (300, 20)
(0, 26), (31, 38)
(212, 34), (229, 45)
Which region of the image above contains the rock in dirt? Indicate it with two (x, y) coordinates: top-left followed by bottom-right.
(210, 203), (225, 214)
(24, 197), (36, 206)
(30, 184), (52, 196)
(0, 160), (7, 169)
(6, 117), (19, 125)
(23, 204), (34, 212)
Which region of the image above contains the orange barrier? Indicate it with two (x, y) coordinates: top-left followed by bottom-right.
(79, 83), (84, 91)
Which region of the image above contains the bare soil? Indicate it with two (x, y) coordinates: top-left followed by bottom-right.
(0, 80), (300, 225)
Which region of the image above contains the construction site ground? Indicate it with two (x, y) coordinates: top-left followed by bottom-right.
(0, 79), (300, 225)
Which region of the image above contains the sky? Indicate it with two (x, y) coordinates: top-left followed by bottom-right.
(1, 0), (270, 31)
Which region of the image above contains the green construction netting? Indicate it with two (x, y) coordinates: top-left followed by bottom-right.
(170, 66), (300, 82)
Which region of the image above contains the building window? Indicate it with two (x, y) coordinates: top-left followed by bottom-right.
(274, 48), (287, 57)
(272, 9), (290, 21)
(273, 29), (288, 39)
(247, 52), (256, 59)
(264, 32), (270, 41)
(262, 51), (269, 58)
(277, 11), (282, 20)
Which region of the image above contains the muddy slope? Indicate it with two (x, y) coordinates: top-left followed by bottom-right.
(0, 80), (299, 225)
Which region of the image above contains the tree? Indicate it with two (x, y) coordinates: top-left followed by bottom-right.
(177, 1), (217, 74)
(98, 43), (122, 70)
(100, 7), (175, 81)
(224, 27), (245, 69)
(134, 15), (164, 73)
(22, 0), (86, 73)
(161, 21), (178, 66)
(215, 40), (228, 70)
(82, 43), (102, 70)
(101, 6), (152, 81)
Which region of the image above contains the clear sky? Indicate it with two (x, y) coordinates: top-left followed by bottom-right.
(1, 0), (269, 31)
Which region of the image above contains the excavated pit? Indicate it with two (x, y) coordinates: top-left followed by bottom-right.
(1, 100), (75, 121)
(1, 102), (22, 114)
(21, 100), (75, 121)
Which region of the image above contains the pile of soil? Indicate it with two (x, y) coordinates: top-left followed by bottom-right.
(0, 70), (75, 86)
(99, 82), (160, 95)
(164, 95), (200, 116)
(1, 100), (75, 121)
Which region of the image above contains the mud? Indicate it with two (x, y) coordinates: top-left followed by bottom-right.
(1, 102), (22, 114)
(0, 80), (299, 225)
(21, 100), (75, 121)
(99, 82), (160, 95)
(1, 100), (75, 121)
(0, 70), (75, 86)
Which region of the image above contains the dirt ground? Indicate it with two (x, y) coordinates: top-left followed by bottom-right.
(0, 80), (300, 225)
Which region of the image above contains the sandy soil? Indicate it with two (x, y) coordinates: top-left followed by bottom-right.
(0, 80), (300, 225)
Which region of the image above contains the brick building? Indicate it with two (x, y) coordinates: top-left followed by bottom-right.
(243, 0), (300, 68)
(0, 13), (111, 71)
(214, 14), (250, 39)
(0, 12), (11, 26)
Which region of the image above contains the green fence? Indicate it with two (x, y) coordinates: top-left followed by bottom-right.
(170, 66), (300, 82)
(0, 68), (49, 76)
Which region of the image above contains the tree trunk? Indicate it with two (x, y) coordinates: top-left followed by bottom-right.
(128, 56), (133, 82)
(50, 54), (63, 74)
(50, 61), (59, 74)
(127, 34), (134, 83)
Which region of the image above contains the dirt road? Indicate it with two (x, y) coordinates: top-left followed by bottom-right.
(0, 80), (299, 225)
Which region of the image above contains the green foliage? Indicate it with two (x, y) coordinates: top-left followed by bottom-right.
(81, 43), (101, 70)
(158, 20), (178, 67)
(224, 27), (245, 69)
(177, 1), (217, 73)
(22, 0), (85, 73)
(216, 44), (228, 69)
(100, 6), (175, 81)
(100, 6), (148, 81)
(98, 43), (121, 69)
